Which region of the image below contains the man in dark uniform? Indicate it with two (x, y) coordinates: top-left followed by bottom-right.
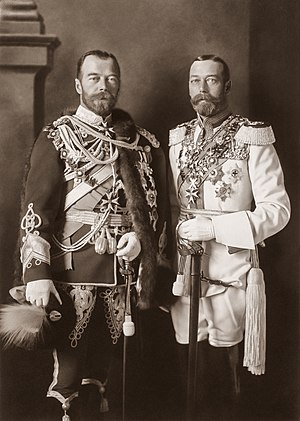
(169, 55), (290, 418)
(14, 50), (170, 420)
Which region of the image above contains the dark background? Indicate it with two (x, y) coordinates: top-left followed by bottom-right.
(0, 0), (299, 420)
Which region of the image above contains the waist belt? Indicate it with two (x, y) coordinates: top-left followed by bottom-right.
(180, 206), (231, 219)
(65, 210), (132, 227)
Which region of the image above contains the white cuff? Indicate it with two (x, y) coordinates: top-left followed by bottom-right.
(212, 211), (255, 249)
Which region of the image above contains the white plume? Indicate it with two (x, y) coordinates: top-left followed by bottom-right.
(0, 303), (49, 350)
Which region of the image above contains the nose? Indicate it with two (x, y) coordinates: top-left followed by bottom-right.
(98, 77), (107, 91)
(198, 79), (208, 93)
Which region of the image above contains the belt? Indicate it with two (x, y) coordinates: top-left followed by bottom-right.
(65, 210), (132, 227)
(180, 206), (231, 218)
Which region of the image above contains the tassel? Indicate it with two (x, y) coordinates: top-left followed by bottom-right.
(172, 273), (185, 296)
(123, 315), (135, 337)
(172, 255), (187, 296)
(243, 267), (266, 375)
(95, 228), (107, 254)
(82, 378), (109, 413)
(0, 303), (48, 350)
(99, 382), (109, 413)
(62, 402), (71, 421)
(100, 396), (109, 413)
(106, 228), (117, 254)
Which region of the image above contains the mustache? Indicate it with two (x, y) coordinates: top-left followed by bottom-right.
(91, 92), (115, 101)
(191, 93), (212, 105)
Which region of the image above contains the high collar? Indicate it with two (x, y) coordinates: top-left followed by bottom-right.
(75, 105), (112, 127)
(197, 106), (232, 129)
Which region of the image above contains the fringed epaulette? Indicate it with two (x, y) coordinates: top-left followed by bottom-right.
(169, 119), (197, 146)
(136, 126), (160, 148)
(235, 120), (276, 146)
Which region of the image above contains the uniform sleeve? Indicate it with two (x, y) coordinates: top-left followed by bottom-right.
(212, 143), (291, 248)
(20, 130), (65, 283)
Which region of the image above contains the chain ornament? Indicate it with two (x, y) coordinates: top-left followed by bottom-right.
(178, 115), (249, 205)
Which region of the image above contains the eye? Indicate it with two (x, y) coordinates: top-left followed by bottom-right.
(89, 76), (99, 82)
(190, 79), (199, 84)
(107, 76), (119, 84)
(206, 77), (218, 85)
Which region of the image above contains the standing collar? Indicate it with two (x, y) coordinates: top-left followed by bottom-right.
(75, 105), (112, 126)
(197, 107), (232, 129)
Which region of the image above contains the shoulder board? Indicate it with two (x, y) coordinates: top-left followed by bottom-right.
(169, 119), (197, 146)
(136, 126), (160, 148)
(235, 120), (276, 145)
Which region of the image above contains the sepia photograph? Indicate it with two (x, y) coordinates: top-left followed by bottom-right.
(0, 1), (299, 420)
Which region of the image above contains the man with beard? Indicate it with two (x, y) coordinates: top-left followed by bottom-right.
(168, 55), (290, 418)
(10, 50), (171, 420)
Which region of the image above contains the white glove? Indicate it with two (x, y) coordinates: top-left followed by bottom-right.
(177, 216), (215, 242)
(25, 279), (62, 307)
(116, 232), (141, 261)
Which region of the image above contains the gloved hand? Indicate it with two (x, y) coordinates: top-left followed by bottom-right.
(116, 232), (141, 261)
(25, 279), (62, 307)
(177, 216), (215, 242)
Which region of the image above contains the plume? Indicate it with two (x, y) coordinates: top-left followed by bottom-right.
(0, 303), (49, 350)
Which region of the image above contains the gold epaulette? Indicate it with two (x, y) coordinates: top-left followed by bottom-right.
(235, 120), (276, 146)
(169, 120), (195, 146)
(136, 126), (160, 148)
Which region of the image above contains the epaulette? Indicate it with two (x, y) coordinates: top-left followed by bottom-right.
(169, 119), (197, 146)
(235, 120), (276, 146)
(136, 126), (160, 148)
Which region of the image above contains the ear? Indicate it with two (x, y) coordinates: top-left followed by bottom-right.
(225, 80), (232, 94)
(75, 78), (82, 95)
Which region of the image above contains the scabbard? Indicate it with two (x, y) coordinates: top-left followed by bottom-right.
(186, 251), (202, 420)
(122, 260), (135, 421)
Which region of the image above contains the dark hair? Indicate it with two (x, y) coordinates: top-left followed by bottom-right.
(193, 55), (230, 82)
(76, 50), (120, 79)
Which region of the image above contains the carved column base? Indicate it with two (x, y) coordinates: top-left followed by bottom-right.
(0, 0), (44, 33)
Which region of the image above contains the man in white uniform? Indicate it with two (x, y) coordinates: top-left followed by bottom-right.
(168, 54), (290, 416)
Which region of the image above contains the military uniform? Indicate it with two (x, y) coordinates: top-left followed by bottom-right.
(169, 109), (290, 370)
(19, 105), (169, 418)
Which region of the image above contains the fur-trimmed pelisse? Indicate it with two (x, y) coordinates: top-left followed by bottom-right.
(4, 108), (165, 353)
(113, 109), (158, 309)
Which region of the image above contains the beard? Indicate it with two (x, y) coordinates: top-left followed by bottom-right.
(190, 93), (226, 117)
(82, 91), (117, 117)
